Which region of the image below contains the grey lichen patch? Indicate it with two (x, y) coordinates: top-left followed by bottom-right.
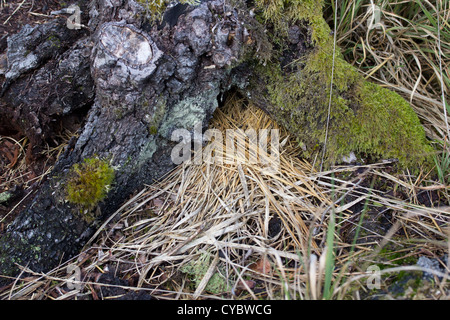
(0, 191), (12, 204)
(2, 21), (76, 90)
(158, 89), (219, 140)
(136, 138), (158, 167)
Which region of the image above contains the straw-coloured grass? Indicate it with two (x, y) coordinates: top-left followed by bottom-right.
(87, 96), (335, 299)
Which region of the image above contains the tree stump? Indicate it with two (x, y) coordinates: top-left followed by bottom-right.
(0, 0), (432, 285)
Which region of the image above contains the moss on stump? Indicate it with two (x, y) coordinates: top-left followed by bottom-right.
(250, 0), (433, 168)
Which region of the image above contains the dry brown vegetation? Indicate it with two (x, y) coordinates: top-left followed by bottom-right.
(0, 0), (449, 300)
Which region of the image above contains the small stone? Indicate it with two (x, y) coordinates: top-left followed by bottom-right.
(417, 256), (444, 280)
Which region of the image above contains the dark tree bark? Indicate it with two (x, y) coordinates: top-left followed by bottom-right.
(0, 0), (271, 284)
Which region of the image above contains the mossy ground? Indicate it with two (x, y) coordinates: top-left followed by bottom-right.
(180, 252), (228, 295)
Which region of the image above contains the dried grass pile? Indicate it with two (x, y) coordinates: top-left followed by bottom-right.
(89, 95), (336, 299)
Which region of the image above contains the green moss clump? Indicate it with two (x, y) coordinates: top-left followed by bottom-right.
(149, 125), (158, 135)
(47, 35), (61, 49)
(136, 0), (200, 22)
(344, 82), (434, 167)
(251, 0), (433, 168)
(66, 157), (115, 209)
(255, 0), (330, 46)
(144, 96), (166, 136)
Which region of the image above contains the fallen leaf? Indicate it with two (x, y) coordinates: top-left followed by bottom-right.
(0, 140), (19, 169)
(236, 279), (255, 291)
(249, 257), (272, 275)
(8, 146), (19, 168)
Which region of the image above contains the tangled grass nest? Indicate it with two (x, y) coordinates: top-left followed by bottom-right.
(2, 94), (449, 300)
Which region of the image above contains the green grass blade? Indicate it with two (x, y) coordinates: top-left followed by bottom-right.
(323, 210), (336, 300)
